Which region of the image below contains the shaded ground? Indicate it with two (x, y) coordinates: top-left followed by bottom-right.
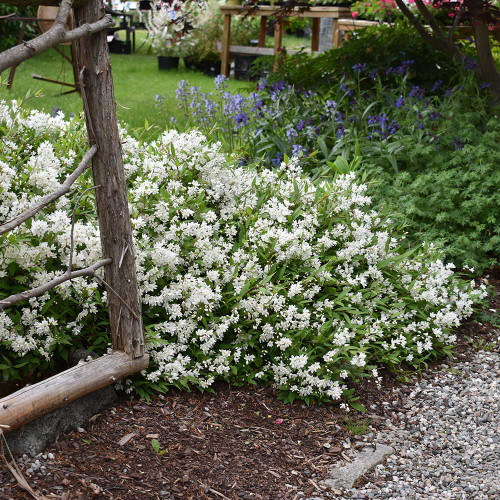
(1, 268), (498, 500)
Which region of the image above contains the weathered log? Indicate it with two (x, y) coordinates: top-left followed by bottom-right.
(0, 0), (88, 7)
(75, 0), (145, 359)
(0, 352), (149, 431)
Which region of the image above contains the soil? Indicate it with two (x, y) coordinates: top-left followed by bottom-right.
(0, 268), (498, 500)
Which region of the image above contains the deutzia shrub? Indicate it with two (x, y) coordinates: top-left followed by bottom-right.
(0, 101), (487, 403)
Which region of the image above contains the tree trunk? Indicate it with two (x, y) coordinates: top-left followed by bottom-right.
(74, 0), (145, 359)
(473, 21), (500, 98)
(394, 0), (500, 98)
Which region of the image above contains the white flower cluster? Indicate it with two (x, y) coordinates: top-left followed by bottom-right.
(141, 0), (206, 57)
(0, 102), (487, 401)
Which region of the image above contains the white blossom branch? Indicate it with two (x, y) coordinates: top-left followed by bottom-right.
(0, 146), (97, 236)
(0, 258), (112, 312)
(0, 0), (114, 73)
(69, 184), (100, 274)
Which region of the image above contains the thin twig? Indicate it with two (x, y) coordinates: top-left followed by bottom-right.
(207, 488), (231, 500)
(447, 8), (462, 42)
(118, 245), (129, 269)
(69, 185), (101, 274)
(0, 430), (49, 500)
(0, 259), (111, 312)
(0, 146), (97, 236)
(92, 274), (140, 321)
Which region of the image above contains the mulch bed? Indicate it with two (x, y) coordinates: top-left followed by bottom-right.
(1, 268), (498, 500)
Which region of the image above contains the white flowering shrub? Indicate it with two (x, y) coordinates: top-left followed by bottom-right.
(0, 101), (487, 404)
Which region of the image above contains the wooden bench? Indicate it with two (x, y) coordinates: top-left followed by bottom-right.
(220, 5), (351, 75)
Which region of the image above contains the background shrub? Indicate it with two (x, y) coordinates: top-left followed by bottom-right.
(254, 21), (471, 92)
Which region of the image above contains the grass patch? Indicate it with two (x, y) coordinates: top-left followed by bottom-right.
(0, 35), (252, 131)
(344, 418), (371, 436)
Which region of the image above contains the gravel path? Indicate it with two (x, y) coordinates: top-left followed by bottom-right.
(333, 348), (500, 500)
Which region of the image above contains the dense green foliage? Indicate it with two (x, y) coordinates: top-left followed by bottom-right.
(173, 55), (500, 272)
(254, 21), (471, 92)
(364, 107), (500, 271)
(0, 4), (37, 53)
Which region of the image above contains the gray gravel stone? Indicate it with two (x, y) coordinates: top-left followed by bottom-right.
(335, 350), (500, 500)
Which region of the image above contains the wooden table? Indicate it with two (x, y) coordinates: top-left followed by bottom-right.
(220, 5), (351, 76)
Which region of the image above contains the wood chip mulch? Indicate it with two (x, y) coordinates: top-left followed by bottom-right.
(1, 268), (498, 500)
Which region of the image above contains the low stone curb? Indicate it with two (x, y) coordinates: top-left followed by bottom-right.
(5, 386), (118, 456)
(320, 443), (394, 490)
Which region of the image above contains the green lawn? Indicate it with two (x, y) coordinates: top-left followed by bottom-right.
(0, 37), (253, 132)
(1, 26), (310, 131)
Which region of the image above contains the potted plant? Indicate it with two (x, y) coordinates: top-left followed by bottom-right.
(141, 0), (206, 70)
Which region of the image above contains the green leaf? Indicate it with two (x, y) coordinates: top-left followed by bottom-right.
(151, 439), (161, 453)
(350, 402), (367, 413)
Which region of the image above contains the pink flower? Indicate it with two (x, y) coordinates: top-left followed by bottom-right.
(275, 418), (284, 425)
(352, 11), (359, 18)
(448, 12), (455, 17)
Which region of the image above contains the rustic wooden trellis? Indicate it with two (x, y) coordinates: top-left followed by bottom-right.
(0, 0), (149, 433)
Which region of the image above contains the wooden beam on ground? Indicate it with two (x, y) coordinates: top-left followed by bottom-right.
(226, 45), (310, 56)
(75, 0), (145, 358)
(0, 352), (149, 432)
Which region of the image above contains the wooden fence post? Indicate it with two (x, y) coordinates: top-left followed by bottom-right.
(0, 0), (149, 435)
(74, 0), (145, 359)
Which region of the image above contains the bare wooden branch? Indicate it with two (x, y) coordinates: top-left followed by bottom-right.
(0, 258), (111, 312)
(0, 0), (114, 73)
(413, 0), (447, 42)
(75, 1), (145, 359)
(0, 146), (97, 237)
(393, 0), (438, 48)
(0, 352), (149, 431)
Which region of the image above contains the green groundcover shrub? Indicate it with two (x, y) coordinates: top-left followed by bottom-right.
(0, 101), (486, 404)
(172, 68), (500, 272)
